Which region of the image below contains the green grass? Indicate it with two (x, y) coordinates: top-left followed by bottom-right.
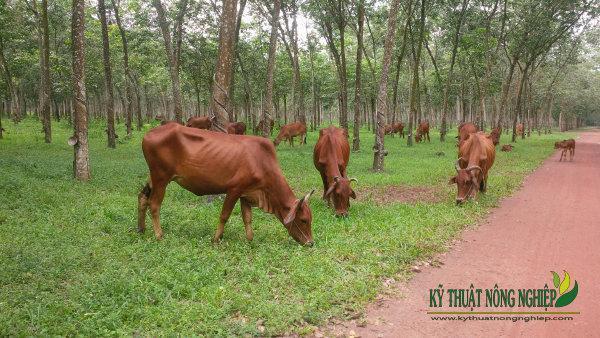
(0, 118), (573, 336)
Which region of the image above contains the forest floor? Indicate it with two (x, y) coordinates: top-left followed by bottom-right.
(0, 118), (575, 336)
(324, 129), (600, 337)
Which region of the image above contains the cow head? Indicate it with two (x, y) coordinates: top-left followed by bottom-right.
(449, 158), (482, 205)
(415, 133), (422, 143)
(554, 141), (564, 149)
(283, 190), (315, 246)
(325, 176), (357, 217)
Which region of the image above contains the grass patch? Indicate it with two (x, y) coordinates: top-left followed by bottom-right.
(0, 118), (574, 336)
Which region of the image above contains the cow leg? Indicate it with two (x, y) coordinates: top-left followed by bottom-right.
(290, 137), (294, 147)
(320, 173), (329, 201)
(137, 182), (152, 233)
(213, 192), (239, 243)
(427, 132), (430, 142)
(148, 179), (168, 240)
(240, 198), (254, 241)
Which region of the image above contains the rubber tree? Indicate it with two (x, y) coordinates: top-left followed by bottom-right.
(98, 0), (116, 148)
(372, 0), (403, 171)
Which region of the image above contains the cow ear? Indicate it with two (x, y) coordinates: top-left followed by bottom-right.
(350, 189), (356, 199)
(448, 176), (457, 185)
(283, 199), (301, 225)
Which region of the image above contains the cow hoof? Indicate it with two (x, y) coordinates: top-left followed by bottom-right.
(137, 227), (145, 233)
(156, 233), (163, 241)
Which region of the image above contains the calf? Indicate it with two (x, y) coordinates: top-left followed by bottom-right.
(226, 121), (246, 135)
(313, 126), (357, 217)
(138, 123), (315, 245)
(516, 123), (524, 136)
(449, 132), (496, 205)
(274, 122), (307, 146)
(254, 118), (275, 136)
(385, 122), (405, 137)
(501, 144), (513, 152)
(415, 121), (430, 143)
(186, 116), (212, 130)
(554, 139), (575, 161)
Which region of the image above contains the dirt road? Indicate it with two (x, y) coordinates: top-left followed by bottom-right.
(326, 130), (600, 337)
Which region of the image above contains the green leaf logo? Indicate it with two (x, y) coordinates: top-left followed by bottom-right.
(551, 270), (579, 307)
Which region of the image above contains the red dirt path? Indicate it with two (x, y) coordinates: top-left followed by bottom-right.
(326, 130), (600, 337)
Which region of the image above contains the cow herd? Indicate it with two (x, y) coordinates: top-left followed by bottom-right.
(137, 117), (571, 245)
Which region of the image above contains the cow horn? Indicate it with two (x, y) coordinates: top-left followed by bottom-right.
(302, 189), (315, 202)
(333, 176), (340, 183)
(349, 177), (358, 184)
(466, 165), (482, 173)
(455, 158), (462, 172)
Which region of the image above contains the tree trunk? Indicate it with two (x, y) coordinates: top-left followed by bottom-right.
(111, 0), (135, 133)
(263, 0), (280, 137)
(99, 0), (116, 148)
(407, 0), (426, 147)
(439, 0), (468, 142)
(39, 0), (52, 142)
(71, 0), (90, 181)
(372, 0), (403, 171)
(152, 0), (188, 124)
(352, 0), (365, 151)
(0, 37), (21, 122)
(391, 0), (413, 126)
(210, 0), (238, 131)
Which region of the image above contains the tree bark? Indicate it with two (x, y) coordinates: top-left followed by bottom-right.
(263, 0), (280, 137)
(99, 0), (117, 148)
(40, 0), (52, 142)
(439, 0), (468, 142)
(352, 0), (364, 151)
(71, 0), (90, 181)
(372, 0), (403, 171)
(407, 0), (426, 147)
(0, 37), (21, 122)
(210, 0), (238, 131)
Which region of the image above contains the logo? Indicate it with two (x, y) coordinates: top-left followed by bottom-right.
(427, 269), (580, 318)
(551, 270), (578, 307)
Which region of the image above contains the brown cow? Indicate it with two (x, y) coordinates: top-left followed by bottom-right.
(449, 132), (496, 205)
(501, 144), (513, 152)
(313, 126), (357, 217)
(488, 127), (501, 146)
(415, 121), (430, 143)
(186, 116), (212, 130)
(384, 122), (405, 138)
(457, 122), (478, 146)
(138, 123), (315, 245)
(516, 123), (524, 136)
(254, 118), (275, 136)
(554, 139), (575, 161)
(274, 122), (307, 146)
(226, 122), (246, 135)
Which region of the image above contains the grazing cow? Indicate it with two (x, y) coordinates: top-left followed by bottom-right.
(274, 122), (307, 146)
(457, 122), (478, 146)
(415, 121), (430, 143)
(186, 116), (212, 130)
(138, 123), (315, 245)
(313, 126), (357, 217)
(449, 132), (496, 205)
(488, 127), (501, 146)
(385, 122), (405, 137)
(501, 144), (513, 152)
(226, 122), (246, 135)
(516, 123), (524, 136)
(554, 139), (575, 162)
(254, 118), (275, 136)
